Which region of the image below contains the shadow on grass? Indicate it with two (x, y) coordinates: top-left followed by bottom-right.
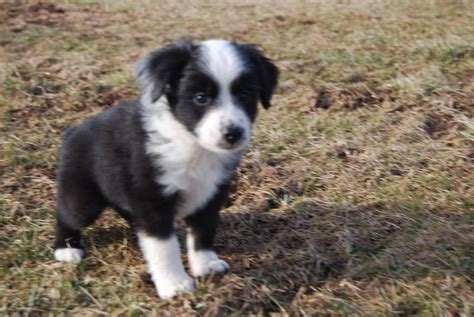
(213, 202), (472, 311)
(83, 200), (472, 312)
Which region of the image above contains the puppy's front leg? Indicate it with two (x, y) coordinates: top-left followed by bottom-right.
(185, 186), (230, 277)
(134, 201), (194, 299)
(137, 232), (194, 299)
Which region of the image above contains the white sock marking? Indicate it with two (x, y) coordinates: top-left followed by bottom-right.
(54, 248), (85, 263)
(137, 232), (194, 299)
(187, 234), (230, 277)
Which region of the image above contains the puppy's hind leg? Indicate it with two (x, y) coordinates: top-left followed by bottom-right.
(54, 174), (106, 263)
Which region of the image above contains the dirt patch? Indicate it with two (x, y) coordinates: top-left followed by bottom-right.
(460, 69), (474, 85)
(314, 88), (391, 111)
(1, 1), (66, 32)
(422, 112), (469, 141)
(423, 114), (451, 137)
(458, 69), (474, 115)
(96, 88), (135, 108)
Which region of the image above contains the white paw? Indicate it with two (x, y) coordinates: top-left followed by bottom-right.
(156, 275), (195, 299)
(189, 250), (230, 277)
(54, 248), (85, 263)
(206, 259), (230, 275)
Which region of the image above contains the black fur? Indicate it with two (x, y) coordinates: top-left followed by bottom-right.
(137, 41), (193, 104)
(236, 44), (279, 109)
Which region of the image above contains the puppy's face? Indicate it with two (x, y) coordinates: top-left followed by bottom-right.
(137, 40), (278, 154)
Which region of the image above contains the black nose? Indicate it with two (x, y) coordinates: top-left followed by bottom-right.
(224, 126), (243, 145)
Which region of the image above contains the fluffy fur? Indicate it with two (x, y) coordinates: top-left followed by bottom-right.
(54, 39), (278, 299)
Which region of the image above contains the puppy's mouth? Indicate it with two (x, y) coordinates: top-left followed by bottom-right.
(217, 138), (247, 151)
(197, 135), (249, 155)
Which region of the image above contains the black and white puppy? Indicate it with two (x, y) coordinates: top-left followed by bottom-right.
(53, 39), (278, 299)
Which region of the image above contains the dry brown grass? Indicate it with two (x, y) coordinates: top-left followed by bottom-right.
(1, 0), (473, 315)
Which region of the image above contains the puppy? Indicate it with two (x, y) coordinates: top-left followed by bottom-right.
(53, 39), (279, 299)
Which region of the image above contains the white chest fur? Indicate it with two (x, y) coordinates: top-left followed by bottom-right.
(142, 98), (236, 218)
(151, 140), (232, 217)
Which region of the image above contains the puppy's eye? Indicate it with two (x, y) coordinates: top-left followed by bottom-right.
(193, 93), (211, 106)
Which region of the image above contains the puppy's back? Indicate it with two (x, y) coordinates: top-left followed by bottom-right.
(58, 100), (145, 211)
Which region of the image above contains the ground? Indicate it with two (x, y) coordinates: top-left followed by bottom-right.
(0, 0), (473, 316)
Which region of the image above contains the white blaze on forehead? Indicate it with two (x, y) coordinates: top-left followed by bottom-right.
(199, 40), (245, 85)
(194, 40), (252, 155)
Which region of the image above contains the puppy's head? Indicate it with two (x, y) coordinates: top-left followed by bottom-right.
(136, 39), (279, 154)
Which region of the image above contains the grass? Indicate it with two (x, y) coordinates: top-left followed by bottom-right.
(1, 0), (473, 315)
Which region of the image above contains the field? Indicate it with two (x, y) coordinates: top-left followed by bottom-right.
(1, 0), (473, 315)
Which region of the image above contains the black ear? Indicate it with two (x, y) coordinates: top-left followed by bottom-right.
(135, 40), (193, 103)
(241, 45), (279, 109)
